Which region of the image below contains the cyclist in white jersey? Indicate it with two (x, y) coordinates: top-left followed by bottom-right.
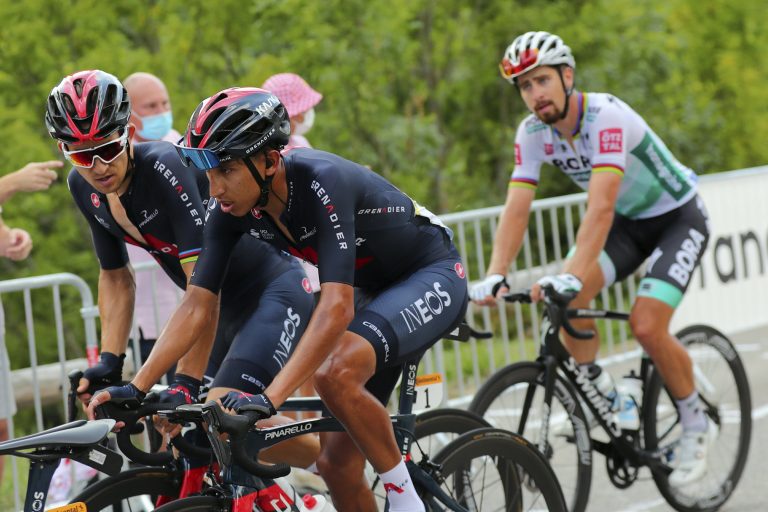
(470, 31), (714, 488)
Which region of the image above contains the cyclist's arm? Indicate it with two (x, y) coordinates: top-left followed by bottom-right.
(131, 208), (239, 391)
(264, 282), (354, 406)
(486, 186), (535, 275)
(96, 266), (135, 356)
(564, 171), (621, 279)
(132, 280), (220, 392)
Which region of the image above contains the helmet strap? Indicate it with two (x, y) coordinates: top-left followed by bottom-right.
(243, 157), (273, 208)
(556, 66), (573, 121)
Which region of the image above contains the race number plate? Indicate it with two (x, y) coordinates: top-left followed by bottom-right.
(413, 373), (445, 413)
(49, 503), (87, 512)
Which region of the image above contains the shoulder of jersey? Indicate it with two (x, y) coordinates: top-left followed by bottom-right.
(520, 114), (547, 136)
(66, 167), (87, 193)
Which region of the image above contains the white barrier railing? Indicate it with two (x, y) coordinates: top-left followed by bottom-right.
(0, 273), (99, 510)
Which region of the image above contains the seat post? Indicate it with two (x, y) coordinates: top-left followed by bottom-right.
(24, 456), (60, 512)
(393, 359), (420, 457)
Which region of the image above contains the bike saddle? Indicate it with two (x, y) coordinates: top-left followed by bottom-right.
(0, 419), (115, 453)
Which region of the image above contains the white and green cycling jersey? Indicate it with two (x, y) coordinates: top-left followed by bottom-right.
(510, 92), (697, 219)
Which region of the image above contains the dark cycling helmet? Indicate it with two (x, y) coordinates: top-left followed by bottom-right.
(183, 87), (290, 163)
(45, 70), (131, 144)
(180, 87), (291, 208)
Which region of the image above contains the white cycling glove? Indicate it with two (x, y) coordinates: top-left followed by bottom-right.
(469, 273), (507, 301)
(536, 273), (583, 296)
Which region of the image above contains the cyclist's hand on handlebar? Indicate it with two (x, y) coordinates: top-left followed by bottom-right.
(531, 273), (582, 303)
(220, 391), (277, 420)
(469, 273), (509, 306)
(146, 373), (202, 437)
(77, 352), (125, 405)
(87, 383), (146, 428)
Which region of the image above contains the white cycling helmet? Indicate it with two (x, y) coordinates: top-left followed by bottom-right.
(500, 31), (575, 83)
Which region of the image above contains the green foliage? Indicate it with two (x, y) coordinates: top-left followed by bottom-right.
(0, 0), (765, 379)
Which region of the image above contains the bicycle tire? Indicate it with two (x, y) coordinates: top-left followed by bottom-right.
(644, 324), (752, 512)
(372, 408), (492, 506)
(69, 466), (181, 511)
(155, 495), (231, 511)
(432, 427), (568, 512)
(468, 361), (592, 512)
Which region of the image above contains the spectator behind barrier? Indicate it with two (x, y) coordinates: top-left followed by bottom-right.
(0, 160), (60, 482)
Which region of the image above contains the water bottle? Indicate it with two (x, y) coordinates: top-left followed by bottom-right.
(616, 373), (642, 431)
(302, 493), (337, 511)
(591, 368), (619, 409)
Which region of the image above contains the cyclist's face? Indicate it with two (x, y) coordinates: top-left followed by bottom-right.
(517, 66), (570, 124)
(206, 154), (266, 217)
(68, 131), (132, 195)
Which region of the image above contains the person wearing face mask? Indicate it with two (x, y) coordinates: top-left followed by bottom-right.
(262, 73), (322, 152)
(124, 72), (181, 143)
(123, 72), (183, 375)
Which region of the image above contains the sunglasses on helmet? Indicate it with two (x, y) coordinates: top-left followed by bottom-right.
(499, 48), (540, 80)
(174, 145), (222, 171)
(62, 132), (128, 168)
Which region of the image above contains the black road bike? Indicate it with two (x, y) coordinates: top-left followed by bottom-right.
(469, 288), (751, 512)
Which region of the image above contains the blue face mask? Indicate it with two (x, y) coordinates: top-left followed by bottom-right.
(136, 111), (173, 140)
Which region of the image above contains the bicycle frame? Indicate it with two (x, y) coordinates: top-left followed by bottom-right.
(168, 358), (468, 512)
(531, 298), (670, 474)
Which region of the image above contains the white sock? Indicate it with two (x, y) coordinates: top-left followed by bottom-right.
(676, 390), (708, 433)
(380, 460), (425, 512)
(305, 462), (319, 474)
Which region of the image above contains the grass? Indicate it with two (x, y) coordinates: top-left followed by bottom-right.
(1, 456), (30, 511)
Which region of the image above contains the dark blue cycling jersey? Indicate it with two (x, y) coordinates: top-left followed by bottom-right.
(67, 141), (295, 298)
(192, 148), (456, 292)
(191, 148), (468, 383)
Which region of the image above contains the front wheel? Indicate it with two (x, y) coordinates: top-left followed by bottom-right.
(154, 495), (231, 511)
(644, 324), (752, 511)
(70, 466), (181, 511)
(431, 427), (568, 512)
(468, 361), (592, 512)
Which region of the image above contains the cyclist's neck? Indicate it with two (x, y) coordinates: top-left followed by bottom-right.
(551, 90), (583, 142)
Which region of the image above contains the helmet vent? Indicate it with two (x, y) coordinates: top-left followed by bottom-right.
(73, 79), (84, 98)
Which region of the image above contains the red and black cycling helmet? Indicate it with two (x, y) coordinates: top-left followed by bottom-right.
(181, 87), (290, 166)
(179, 87), (291, 207)
(45, 70), (131, 144)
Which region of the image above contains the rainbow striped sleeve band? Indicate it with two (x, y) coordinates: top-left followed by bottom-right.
(509, 177), (538, 190)
(179, 248), (201, 265)
(592, 164), (625, 177)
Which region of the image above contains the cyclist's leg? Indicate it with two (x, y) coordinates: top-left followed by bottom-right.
(629, 196), (712, 486)
(208, 266), (319, 468)
(630, 195), (710, 402)
(562, 213), (644, 363)
(315, 253), (467, 510)
(317, 431), (378, 511)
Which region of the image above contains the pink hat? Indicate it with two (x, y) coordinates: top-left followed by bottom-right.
(262, 73), (323, 118)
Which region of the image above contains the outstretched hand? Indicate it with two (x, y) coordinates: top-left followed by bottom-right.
(3, 160), (61, 195)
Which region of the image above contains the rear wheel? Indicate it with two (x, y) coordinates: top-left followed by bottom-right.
(469, 361), (592, 512)
(644, 325), (751, 512)
(431, 427), (567, 512)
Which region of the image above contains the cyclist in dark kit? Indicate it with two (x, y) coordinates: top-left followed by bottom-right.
(46, 70), (317, 467)
(165, 87), (468, 511)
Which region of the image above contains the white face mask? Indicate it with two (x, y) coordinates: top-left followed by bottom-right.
(293, 108), (315, 136)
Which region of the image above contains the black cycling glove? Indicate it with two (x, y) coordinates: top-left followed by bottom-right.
(220, 391), (277, 419)
(147, 373), (202, 408)
(82, 352), (125, 388)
